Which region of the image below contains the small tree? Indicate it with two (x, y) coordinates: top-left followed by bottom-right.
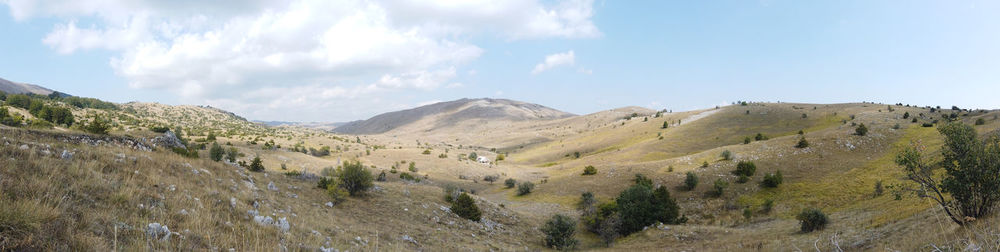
(855, 123), (868, 136)
(517, 181), (535, 196)
(583, 165), (598, 175)
(84, 117), (111, 135)
(225, 147), (239, 162)
(578, 192), (596, 210)
(248, 156), (265, 172)
(483, 175), (499, 184)
(209, 142), (225, 162)
(662, 121), (669, 129)
(504, 178), (517, 188)
(541, 214), (579, 250)
(796, 208), (828, 232)
(340, 161), (374, 196)
(761, 170), (783, 188)
(451, 193), (481, 221)
(683, 172), (698, 191)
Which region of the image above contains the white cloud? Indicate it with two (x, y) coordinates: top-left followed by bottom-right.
(3, 0), (600, 121)
(531, 50), (575, 75)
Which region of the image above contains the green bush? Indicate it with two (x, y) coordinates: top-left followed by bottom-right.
(736, 174), (750, 184)
(796, 208), (828, 232)
(339, 161), (373, 196)
(761, 170), (783, 188)
(762, 199), (774, 213)
(616, 184), (680, 236)
(721, 150), (732, 160)
(744, 136), (752, 144)
(504, 178), (517, 188)
(326, 180), (349, 205)
(399, 172), (420, 182)
(855, 123), (868, 136)
(975, 118), (986, 125)
(754, 133), (768, 141)
(225, 147), (239, 162)
(376, 170), (387, 182)
(248, 156), (265, 172)
(83, 117), (111, 135)
(733, 161), (756, 177)
(483, 175), (498, 184)
(578, 192), (596, 210)
(317, 177), (336, 189)
(451, 193), (481, 221)
(517, 181), (535, 196)
(795, 136), (809, 148)
(582, 165), (597, 175)
(541, 214), (579, 250)
(209, 142), (225, 162)
(683, 172), (698, 191)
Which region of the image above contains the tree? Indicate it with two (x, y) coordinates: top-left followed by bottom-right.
(248, 156), (265, 172)
(903, 111), (910, 119)
(483, 175), (499, 184)
(504, 178), (517, 188)
(796, 208), (828, 232)
(855, 123), (868, 136)
(744, 136), (752, 144)
(662, 121), (669, 129)
(761, 170), (783, 188)
(683, 172), (698, 191)
(517, 181), (535, 196)
(541, 214), (579, 250)
(616, 184), (656, 235)
(340, 161), (374, 196)
(896, 123), (1000, 225)
(795, 136), (809, 148)
(583, 165), (597, 175)
(209, 142), (225, 162)
(451, 193), (481, 221)
(720, 150), (732, 160)
(733, 161), (756, 177)
(578, 192), (596, 211)
(84, 117), (111, 135)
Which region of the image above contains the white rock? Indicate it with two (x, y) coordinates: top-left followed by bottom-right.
(275, 217), (290, 232)
(146, 223), (171, 241)
(253, 215), (274, 226)
(60, 150), (73, 160)
(18, 145), (28, 150)
(268, 182), (278, 191)
(325, 202), (334, 207)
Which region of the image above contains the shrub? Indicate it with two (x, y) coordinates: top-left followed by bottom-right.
(710, 179), (728, 197)
(517, 181), (535, 196)
(662, 121), (669, 129)
(541, 214), (579, 250)
(922, 122), (934, 127)
(733, 161), (756, 177)
(903, 111), (910, 119)
(897, 123), (1000, 225)
(873, 180), (884, 196)
(340, 161), (373, 196)
(326, 180), (349, 205)
(578, 192), (596, 210)
(469, 152), (478, 160)
(399, 172), (419, 182)
(483, 175), (498, 184)
(504, 178), (517, 188)
(762, 199), (774, 213)
(761, 170), (783, 188)
(754, 133), (768, 141)
(795, 136), (809, 148)
(796, 208), (829, 232)
(317, 177), (336, 189)
(376, 171), (387, 182)
(209, 142), (225, 162)
(422, 149), (431, 155)
(408, 162), (417, 172)
(451, 193), (481, 221)
(743, 136), (752, 144)
(83, 117), (111, 135)
(701, 161), (709, 168)
(633, 174), (652, 188)
(736, 174), (750, 184)
(248, 156), (265, 172)
(683, 172), (698, 191)
(225, 147), (239, 162)
(720, 150), (732, 160)
(975, 118), (986, 125)
(855, 123), (868, 136)
(496, 153), (505, 161)
(617, 184), (680, 236)
(582, 165), (597, 175)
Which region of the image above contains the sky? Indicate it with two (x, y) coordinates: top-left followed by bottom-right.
(1, 0), (999, 122)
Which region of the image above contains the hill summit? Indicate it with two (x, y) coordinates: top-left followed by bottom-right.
(332, 98), (574, 134)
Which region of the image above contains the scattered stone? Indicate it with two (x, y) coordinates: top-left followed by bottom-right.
(18, 145), (28, 150)
(230, 198), (238, 209)
(152, 131), (185, 149)
(268, 182), (278, 191)
(146, 223), (171, 241)
(401, 235), (418, 245)
(319, 247), (338, 252)
(254, 215), (274, 226)
(179, 209), (189, 215)
(325, 202), (334, 208)
(275, 217), (290, 232)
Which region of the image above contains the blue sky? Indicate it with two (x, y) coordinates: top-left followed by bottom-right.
(1, 0), (999, 122)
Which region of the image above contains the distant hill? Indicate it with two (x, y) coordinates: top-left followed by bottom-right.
(0, 77), (58, 96)
(255, 121), (345, 131)
(332, 98), (575, 134)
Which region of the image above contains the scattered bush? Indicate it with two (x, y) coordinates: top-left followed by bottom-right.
(541, 214), (578, 250)
(578, 192), (596, 210)
(483, 175), (499, 184)
(733, 161), (756, 177)
(248, 156), (265, 172)
(761, 170), (783, 188)
(975, 118), (986, 125)
(496, 153), (505, 161)
(408, 162), (417, 172)
(83, 117), (111, 135)
(736, 174), (750, 184)
(683, 172), (698, 191)
(874, 180), (884, 197)
(517, 181), (535, 196)
(754, 133), (768, 141)
(339, 161), (374, 196)
(504, 178), (517, 188)
(762, 199), (774, 213)
(743, 136), (752, 144)
(376, 170), (387, 182)
(422, 149), (431, 155)
(399, 172), (420, 182)
(583, 165), (597, 175)
(617, 183), (680, 235)
(796, 208), (829, 232)
(451, 193), (481, 221)
(326, 180), (349, 205)
(701, 161), (709, 168)
(225, 147), (239, 162)
(317, 177), (336, 189)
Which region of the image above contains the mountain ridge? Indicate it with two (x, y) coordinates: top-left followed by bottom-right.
(331, 98), (575, 134)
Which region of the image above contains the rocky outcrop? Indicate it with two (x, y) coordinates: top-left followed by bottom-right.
(152, 131), (185, 149)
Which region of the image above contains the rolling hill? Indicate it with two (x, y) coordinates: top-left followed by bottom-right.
(332, 98), (575, 135)
(0, 77), (58, 96)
